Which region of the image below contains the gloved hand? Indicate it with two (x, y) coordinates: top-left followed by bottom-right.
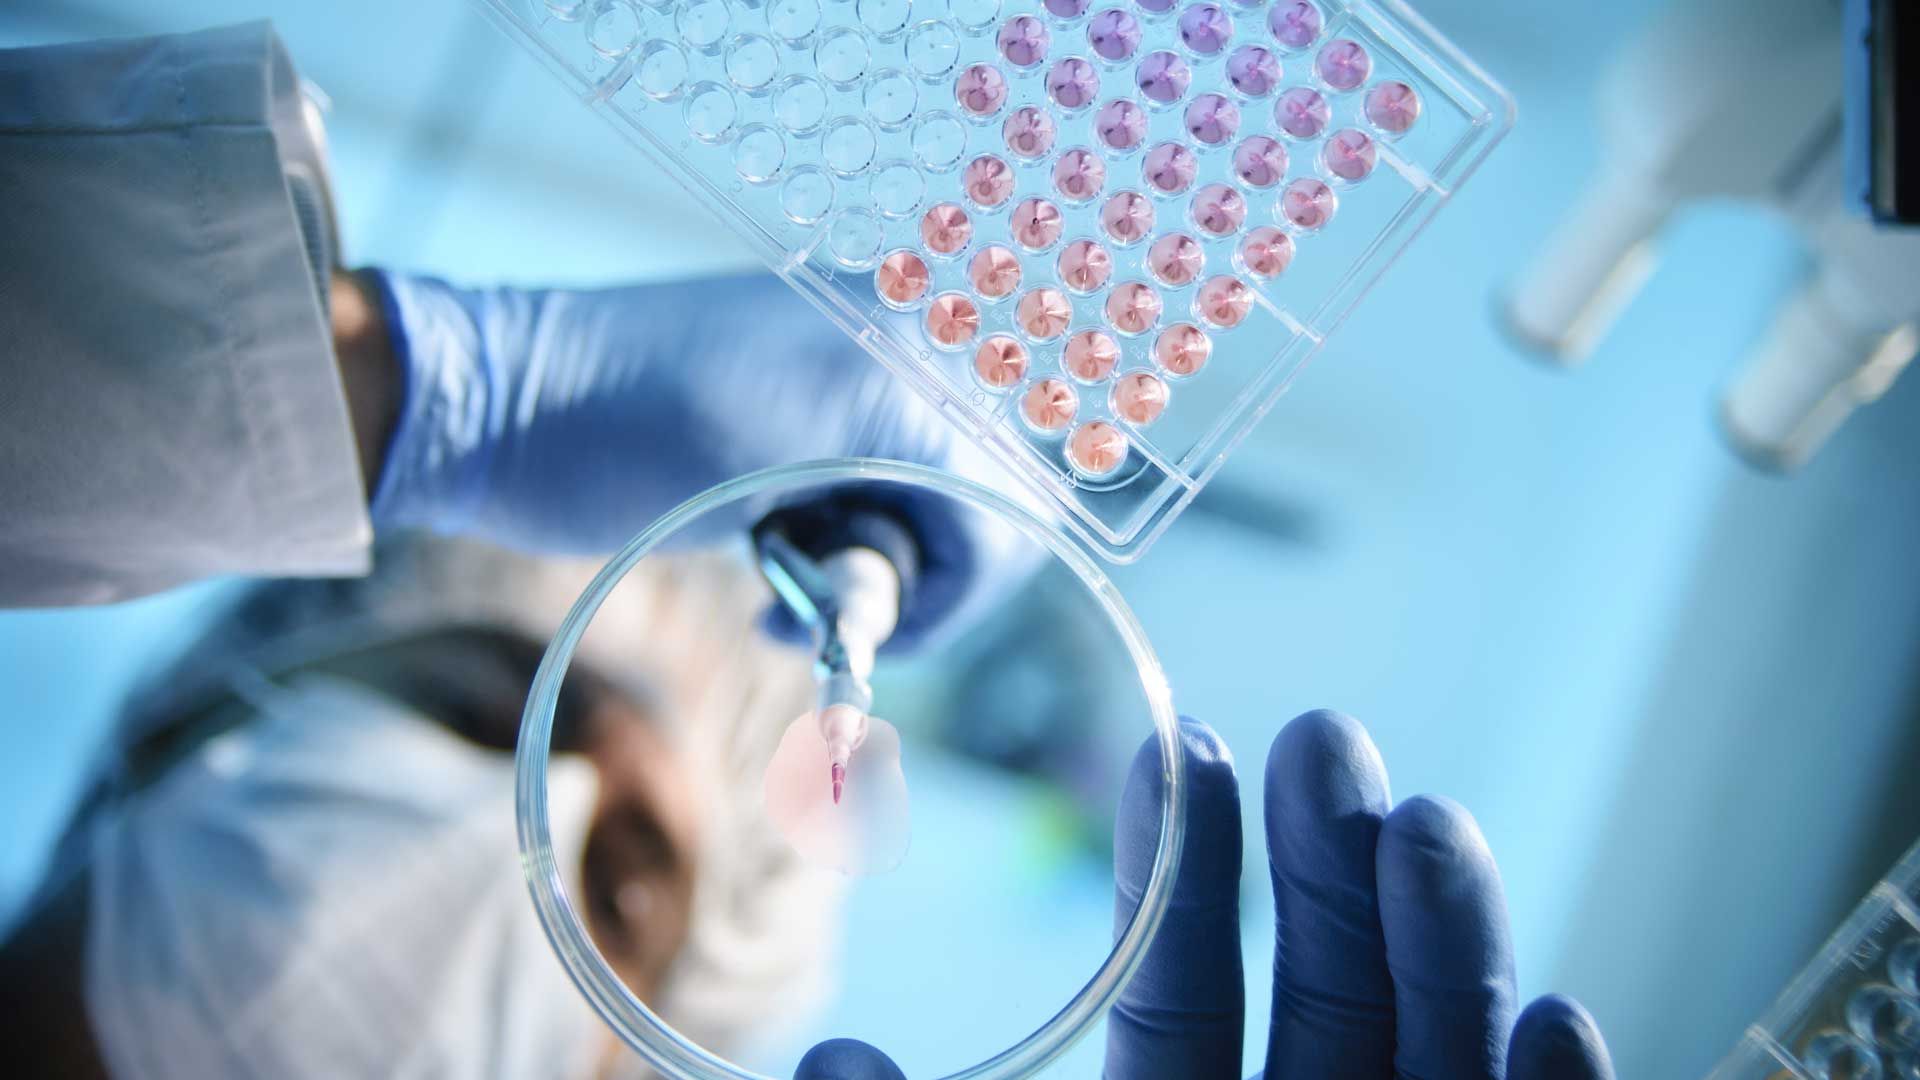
(365, 269), (1026, 646)
(790, 710), (1615, 1080)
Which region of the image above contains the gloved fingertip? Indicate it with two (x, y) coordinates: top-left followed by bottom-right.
(793, 1038), (908, 1080)
(1117, 718), (1241, 893)
(1265, 708), (1392, 826)
(1509, 995), (1615, 1080)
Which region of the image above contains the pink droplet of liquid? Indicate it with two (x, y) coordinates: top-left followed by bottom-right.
(1101, 190), (1155, 244)
(762, 706), (911, 877)
(1058, 239), (1114, 292)
(974, 335), (1030, 387)
(1011, 196), (1065, 250)
(969, 244), (1023, 299)
(1148, 232), (1204, 287)
(1135, 50), (1190, 104)
(1366, 80), (1421, 134)
(1044, 0), (1092, 17)
(1022, 377), (1079, 432)
(963, 154), (1016, 207)
(1195, 275), (1253, 329)
(1323, 129), (1377, 182)
(1240, 226), (1294, 277)
(1232, 136), (1289, 187)
(955, 63), (1009, 116)
(1191, 183), (1247, 237)
(1154, 322), (1212, 375)
(1315, 39), (1371, 91)
(1064, 329), (1121, 381)
(1274, 86), (1330, 139)
(1067, 420), (1129, 475)
(1087, 8), (1143, 61)
(1003, 105), (1058, 159)
(1177, 3), (1233, 56)
(1143, 142), (1197, 194)
(1268, 1), (1323, 50)
(1106, 281), (1163, 335)
(1017, 287), (1073, 340)
(876, 250), (930, 306)
(1183, 93), (1240, 146)
(1282, 178), (1336, 230)
(1053, 147), (1107, 201)
(997, 14), (1051, 67)
(920, 202), (973, 255)
(1112, 370), (1169, 424)
(925, 292), (981, 347)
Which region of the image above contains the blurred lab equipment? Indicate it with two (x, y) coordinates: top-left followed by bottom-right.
(1710, 836), (1920, 1079)
(1504, 0), (1920, 471)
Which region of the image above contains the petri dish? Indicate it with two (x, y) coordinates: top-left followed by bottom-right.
(518, 460), (1184, 1080)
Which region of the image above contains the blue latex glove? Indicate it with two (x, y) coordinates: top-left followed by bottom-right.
(365, 269), (1021, 646)
(795, 711), (1615, 1080)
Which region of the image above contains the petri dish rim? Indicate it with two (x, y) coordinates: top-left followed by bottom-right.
(517, 458), (1186, 1080)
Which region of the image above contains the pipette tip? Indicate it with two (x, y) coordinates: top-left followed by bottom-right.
(831, 762), (846, 805)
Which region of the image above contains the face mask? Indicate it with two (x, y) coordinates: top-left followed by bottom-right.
(84, 671), (607, 1080)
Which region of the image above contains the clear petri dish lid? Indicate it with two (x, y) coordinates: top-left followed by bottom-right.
(518, 460), (1184, 1079)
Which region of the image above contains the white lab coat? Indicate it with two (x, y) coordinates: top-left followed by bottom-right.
(0, 22), (370, 606)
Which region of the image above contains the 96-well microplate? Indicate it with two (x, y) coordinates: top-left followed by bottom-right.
(476, 0), (1513, 560)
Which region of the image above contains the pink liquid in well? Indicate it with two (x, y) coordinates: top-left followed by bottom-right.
(920, 202), (973, 255)
(1053, 147), (1107, 202)
(1177, 3), (1234, 56)
(1232, 136), (1289, 187)
(1195, 276), (1253, 329)
(1003, 105), (1058, 159)
(1011, 197), (1065, 250)
(1017, 287), (1073, 340)
(1183, 93), (1240, 146)
(1067, 420), (1130, 475)
(763, 709), (910, 877)
(1095, 98), (1149, 151)
(1087, 8), (1143, 61)
(1045, 0), (1092, 17)
(1106, 281), (1163, 335)
(1275, 86), (1330, 139)
(973, 335), (1030, 387)
(1022, 377), (1079, 432)
(1316, 39), (1371, 91)
(969, 244), (1023, 299)
(1148, 233), (1205, 287)
(1135, 50), (1191, 104)
(1226, 45), (1281, 97)
(997, 14), (1050, 67)
(925, 292), (981, 347)
(1191, 183), (1247, 237)
(876, 250), (930, 306)
(1366, 80), (1421, 134)
(1064, 329), (1121, 381)
(1058, 238), (1114, 292)
(1239, 226), (1294, 278)
(1323, 129), (1377, 182)
(1047, 57), (1101, 109)
(1282, 178), (1336, 230)
(1154, 322), (1212, 376)
(1143, 142), (1198, 194)
(1268, 1), (1322, 50)
(963, 154), (1016, 207)
(1101, 190), (1155, 244)
(954, 63), (1009, 116)
(1112, 370), (1170, 424)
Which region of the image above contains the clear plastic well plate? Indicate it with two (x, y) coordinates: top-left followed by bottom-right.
(475, 0), (1512, 560)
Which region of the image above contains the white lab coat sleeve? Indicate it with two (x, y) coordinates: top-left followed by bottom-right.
(0, 22), (372, 607)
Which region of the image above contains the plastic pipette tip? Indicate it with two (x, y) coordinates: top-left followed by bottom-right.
(832, 762), (846, 805)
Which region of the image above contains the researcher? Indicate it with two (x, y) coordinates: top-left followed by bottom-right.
(0, 19), (1617, 1080)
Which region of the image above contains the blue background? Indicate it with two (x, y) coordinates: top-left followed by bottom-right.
(4, 1), (1918, 1076)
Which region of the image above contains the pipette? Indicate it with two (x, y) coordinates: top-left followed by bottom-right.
(754, 509), (916, 875)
